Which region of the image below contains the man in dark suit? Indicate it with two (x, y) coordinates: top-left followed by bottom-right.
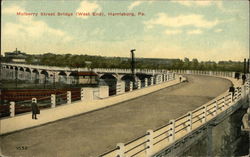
(229, 84), (235, 101)
(31, 98), (39, 119)
(242, 74), (246, 85)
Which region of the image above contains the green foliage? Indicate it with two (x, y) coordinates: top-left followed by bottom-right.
(11, 53), (245, 72)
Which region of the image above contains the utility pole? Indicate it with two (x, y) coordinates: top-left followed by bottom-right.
(0, 47), (2, 105)
(244, 58), (246, 74)
(131, 49), (136, 82)
(15, 68), (18, 88)
(53, 72), (56, 89)
(247, 59), (250, 73)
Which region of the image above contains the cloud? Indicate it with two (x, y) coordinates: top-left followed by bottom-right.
(128, 1), (143, 10)
(214, 28), (223, 33)
(165, 29), (182, 35)
(145, 13), (219, 29)
(2, 5), (25, 14)
(172, 1), (237, 13)
(128, 0), (156, 10)
(145, 40), (248, 61)
(205, 40), (248, 61)
(187, 29), (202, 35)
(76, 1), (101, 19)
(172, 1), (213, 7)
(91, 28), (105, 36)
(2, 5), (72, 43)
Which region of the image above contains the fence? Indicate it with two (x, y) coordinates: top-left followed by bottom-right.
(0, 88), (80, 118)
(100, 71), (249, 157)
(0, 72), (176, 118)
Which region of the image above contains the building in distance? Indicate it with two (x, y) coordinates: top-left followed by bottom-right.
(4, 48), (28, 63)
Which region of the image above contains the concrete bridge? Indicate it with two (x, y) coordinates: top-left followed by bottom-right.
(0, 68), (249, 157)
(1, 63), (172, 85)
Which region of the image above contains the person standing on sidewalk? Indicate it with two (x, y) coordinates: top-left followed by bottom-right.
(242, 74), (246, 85)
(179, 75), (182, 82)
(31, 98), (39, 119)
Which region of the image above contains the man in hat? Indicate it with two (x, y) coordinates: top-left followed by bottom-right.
(31, 98), (39, 119)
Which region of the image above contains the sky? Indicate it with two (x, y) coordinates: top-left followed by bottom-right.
(1, 0), (249, 61)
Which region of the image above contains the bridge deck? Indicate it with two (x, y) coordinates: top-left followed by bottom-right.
(0, 75), (231, 157)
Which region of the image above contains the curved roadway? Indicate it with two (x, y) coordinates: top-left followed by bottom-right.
(0, 75), (231, 157)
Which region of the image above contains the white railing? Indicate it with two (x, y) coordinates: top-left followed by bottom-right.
(99, 71), (249, 157)
(2, 63), (168, 75)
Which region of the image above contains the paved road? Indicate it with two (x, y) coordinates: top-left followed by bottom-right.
(0, 75), (231, 157)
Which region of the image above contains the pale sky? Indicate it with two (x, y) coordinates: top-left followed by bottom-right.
(1, 0), (249, 61)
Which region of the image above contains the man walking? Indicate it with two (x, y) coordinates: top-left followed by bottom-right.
(229, 84), (235, 101)
(31, 98), (39, 119)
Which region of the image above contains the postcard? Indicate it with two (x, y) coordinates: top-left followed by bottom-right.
(0, 0), (249, 157)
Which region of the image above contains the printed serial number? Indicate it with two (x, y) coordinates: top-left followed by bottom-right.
(16, 146), (28, 150)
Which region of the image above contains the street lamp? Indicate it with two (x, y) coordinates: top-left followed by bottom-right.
(131, 49), (136, 79)
(130, 49), (136, 88)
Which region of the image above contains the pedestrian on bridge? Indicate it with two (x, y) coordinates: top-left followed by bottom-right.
(31, 98), (39, 120)
(179, 75), (182, 82)
(234, 72), (240, 80)
(229, 84), (235, 101)
(242, 74), (246, 85)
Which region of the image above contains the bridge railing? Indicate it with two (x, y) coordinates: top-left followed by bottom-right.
(1, 71), (177, 118)
(99, 71), (250, 157)
(2, 62), (169, 75)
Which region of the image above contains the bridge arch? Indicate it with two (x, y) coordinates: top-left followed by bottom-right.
(121, 74), (136, 91)
(31, 69), (39, 83)
(100, 73), (117, 96)
(136, 73), (152, 87)
(40, 70), (49, 84)
(58, 71), (67, 84)
(69, 71), (78, 84)
(24, 68), (31, 81)
(18, 67), (25, 80)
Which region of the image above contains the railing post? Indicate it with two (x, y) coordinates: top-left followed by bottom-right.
(146, 130), (154, 156)
(82, 88), (94, 101)
(187, 112), (193, 132)
(116, 143), (125, 157)
(10, 101), (15, 117)
(51, 94), (56, 108)
(137, 80), (141, 89)
(166, 73), (169, 81)
(151, 77), (154, 85)
(130, 81), (133, 91)
(81, 88), (84, 101)
(241, 85), (245, 98)
(169, 120), (175, 142)
(209, 71), (212, 76)
(202, 106), (207, 123)
(145, 78), (148, 87)
(214, 101), (218, 116)
(116, 81), (125, 94)
(230, 92), (233, 103)
(99, 86), (109, 98)
(67, 91), (71, 104)
(222, 96), (225, 110)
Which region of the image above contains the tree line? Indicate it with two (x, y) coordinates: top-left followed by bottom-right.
(3, 53), (245, 72)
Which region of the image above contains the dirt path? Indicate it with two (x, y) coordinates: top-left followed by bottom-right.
(0, 75), (231, 157)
